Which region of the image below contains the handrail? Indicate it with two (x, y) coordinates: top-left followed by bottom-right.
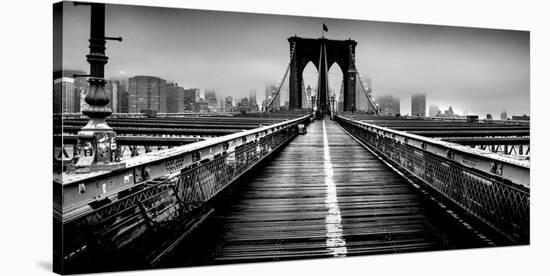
(55, 115), (311, 212)
(336, 114), (529, 243)
(337, 115), (529, 188)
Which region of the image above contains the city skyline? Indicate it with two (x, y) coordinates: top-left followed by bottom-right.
(59, 2), (529, 116)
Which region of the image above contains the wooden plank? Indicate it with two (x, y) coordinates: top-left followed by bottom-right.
(160, 118), (491, 267)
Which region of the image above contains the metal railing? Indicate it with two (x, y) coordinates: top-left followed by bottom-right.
(336, 115), (529, 244)
(58, 115), (310, 263)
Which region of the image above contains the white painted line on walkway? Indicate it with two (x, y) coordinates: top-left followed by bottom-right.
(322, 120), (348, 257)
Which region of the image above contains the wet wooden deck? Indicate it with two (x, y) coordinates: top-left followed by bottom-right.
(163, 118), (475, 266)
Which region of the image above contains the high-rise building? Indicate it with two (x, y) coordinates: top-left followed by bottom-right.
(377, 95), (400, 116)
(183, 88), (200, 112)
(240, 97), (249, 107)
(225, 96), (233, 112)
(53, 70), (87, 114)
(204, 90), (218, 112)
(54, 77), (76, 113)
(117, 83), (128, 113)
(500, 110), (508, 120)
(428, 105), (440, 117)
(165, 82), (185, 113)
(249, 89), (258, 111)
(128, 76), (166, 113)
(411, 93), (426, 117)
(104, 80), (120, 113)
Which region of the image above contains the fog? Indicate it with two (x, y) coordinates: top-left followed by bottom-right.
(60, 2), (529, 116)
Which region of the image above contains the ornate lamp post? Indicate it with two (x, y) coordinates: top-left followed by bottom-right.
(73, 2), (122, 173)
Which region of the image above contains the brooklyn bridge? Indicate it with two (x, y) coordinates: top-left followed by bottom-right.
(53, 3), (529, 274)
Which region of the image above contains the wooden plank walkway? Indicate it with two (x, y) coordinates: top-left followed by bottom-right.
(163, 118), (450, 266)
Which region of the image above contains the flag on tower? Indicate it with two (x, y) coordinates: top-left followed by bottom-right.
(323, 23), (328, 32)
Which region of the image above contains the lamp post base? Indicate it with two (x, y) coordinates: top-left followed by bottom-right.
(73, 129), (124, 174)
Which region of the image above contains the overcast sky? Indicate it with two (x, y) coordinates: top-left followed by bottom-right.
(61, 2), (529, 116)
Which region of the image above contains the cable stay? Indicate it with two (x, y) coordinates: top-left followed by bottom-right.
(264, 42), (296, 112)
(349, 46), (380, 114)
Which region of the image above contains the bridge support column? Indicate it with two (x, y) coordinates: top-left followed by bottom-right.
(289, 47), (302, 111)
(318, 42), (328, 114)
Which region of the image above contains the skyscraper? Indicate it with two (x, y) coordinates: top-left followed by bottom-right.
(117, 83), (128, 113)
(54, 77), (75, 113)
(224, 96), (233, 112)
(128, 76), (167, 113)
(204, 90), (218, 112)
(166, 82), (185, 113)
(377, 95), (400, 116)
(183, 88), (200, 111)
(411, 93), (426, 117)
(249, 89), (258, 111)
(104, 80), (120, 113)
(53, 70), (87, 114)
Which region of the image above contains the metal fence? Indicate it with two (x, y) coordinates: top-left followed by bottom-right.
(60, 115), (308, 265)
(336, 115), (529, 244)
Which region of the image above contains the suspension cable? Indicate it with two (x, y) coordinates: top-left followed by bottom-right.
(264, 42), (296, 112)
(349, 46), (379, 114)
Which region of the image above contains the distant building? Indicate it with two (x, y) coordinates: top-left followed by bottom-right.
(249, 89), (259, 111)
(377, 95), (400, 116)
(411, 93), (426, 117)
(512, 115), (530, 121)
(237, 97), (250, 113)
(428, 105), (440, 117)
(196, 98), (210, 113)
(500, 110), (508, 120)
(445, 106), (455, 117)
(53, 70), (87, 114)
(305, 85), (313, 109)
(486, 114), (493, 120)
(128, 76), (167, 113)
(204, 89), (218, 112)
(104, 80), (121, 113)
(117, 84), (129, 113)
(301, 82), (308, 109)
(436, 106), (456, 118)
(54, 77), (76, 113)
(183, 88), (200, 111)
(225, 96), (233, 112)
(166, 82), (185, 113)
